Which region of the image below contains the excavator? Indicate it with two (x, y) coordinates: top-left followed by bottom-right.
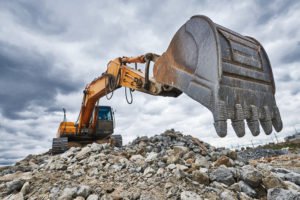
(52, 15), (283, 154)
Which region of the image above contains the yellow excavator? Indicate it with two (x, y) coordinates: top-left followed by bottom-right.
(52, 15), (283, 154)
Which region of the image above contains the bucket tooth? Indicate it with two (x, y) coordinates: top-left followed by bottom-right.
(213, 100), (227, 137)
(247, 121), (260, 136)
(214, 121), (227, 137)
(272, 106), (283, 132)
(260, 106), (273, 135)
(232, 104), (245, 137)
(232, 120), (245, 137)
(247, 105), (260, 136)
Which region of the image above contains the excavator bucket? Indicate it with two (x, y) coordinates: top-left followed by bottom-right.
(154, 15), (283, 137)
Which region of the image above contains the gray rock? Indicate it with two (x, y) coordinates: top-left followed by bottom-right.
(111, 164), (123, 171)
(49, 187), (60, 200)
(284, 172), (300, 186)
(74, 197), (85, 200)
(284, 181), (300, 192)
(87, 194), (99, 200)
(262, 174), (285, 189)
(173, 146), (189, 156)
(130, 154), (144, 162)
(176, 164), (188, 171)
(241, 165), (262, 187)
(174, 168), (185, 180)
(75, 146), (91, 160)
(192, 170), (209, 185)
(166, 164), (176, 170)
(20, 181), (30, 196)
(91, 143), (103, 152)
(145, 152), (158, 162)
(195, 157), (210, 168)
(100, 194), (113, 200)
(3, 192), (24, 200)
(220, 190), (238, 200)
(6, 179), (25, 194)
(238, 181), (256, 198)
(76, 185), (91, 198)
(210, 167), (235, 186)
(143, 167), (155, 177)
(267, 188), (300, 200)
(58, 187), (77, 200)
(180, 191), (202, 200)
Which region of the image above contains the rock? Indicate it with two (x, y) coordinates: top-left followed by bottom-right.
(49, 187), (60, 199)
(173, 146), (189, 156)
(210, 167), (235, 186)
(75, 146), (91, 160)
(180, 191), (202, 200)
(58, 187), (77, 200)
(238, 181), (257, 198)
(238, 148), (286, 163)
(20, 181), (30, 196)
(195, 157), (210, 168)
(262, 174), (285, 189)
(192, 170), (209, 185)
(3, 192), (24, 200)
(239, 192), (253, 200)
(91, 143), (103, 152)
(156, 168), (164, 175)
(227, 150), (237, 160)
(74, 197), (85, 200)
(166, 155), (179, 164)
(174, 168), (185, 180)
(241, 165), (262, 187)
(267, 188), (300, 200)
(145, 152), (158, 162)
(76, 185), (91, 198)
(284, 181), (300, 192)
(130, 154), (144, 162)
(199, 168), (208, 173)
(166, 164), (176, 170)
(284, 172), (300, 186)
(111, 164), (123, 171)
(143, 167), (155, 177)
(87, 194), (99, 200)
(6, 179), (25, 194)
(220, 190), (238, 200)
(176, 164), (188, 171)
(214, 155), (232, 167)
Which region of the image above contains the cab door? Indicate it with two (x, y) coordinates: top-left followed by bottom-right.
(95, 106), (114, 137)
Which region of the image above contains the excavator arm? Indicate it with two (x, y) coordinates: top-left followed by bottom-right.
(58, 54), (181, 136)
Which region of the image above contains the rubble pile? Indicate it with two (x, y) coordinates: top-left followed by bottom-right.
(237, 148), (287, 163)
(0, 129), (299, 200)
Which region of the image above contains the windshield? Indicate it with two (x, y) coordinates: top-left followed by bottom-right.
(98, 107), (112, 121)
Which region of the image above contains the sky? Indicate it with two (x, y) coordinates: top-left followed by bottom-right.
(0, 0), (300, 166)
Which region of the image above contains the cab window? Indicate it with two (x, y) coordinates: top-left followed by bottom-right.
(98, 107), (112, 121)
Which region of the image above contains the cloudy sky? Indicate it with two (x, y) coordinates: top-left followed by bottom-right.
(0, 0), (299, 166)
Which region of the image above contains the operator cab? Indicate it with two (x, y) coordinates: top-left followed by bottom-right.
(95, 106), (114, 137)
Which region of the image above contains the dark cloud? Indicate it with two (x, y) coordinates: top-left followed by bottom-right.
(0, 0), (66, 35)
(0, 41), (82, 119)
(255, 0), (298, 25)
(281, 44), (300, 63)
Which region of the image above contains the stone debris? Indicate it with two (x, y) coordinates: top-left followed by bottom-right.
(238, 148), (287, 163)
(0, 129), (299, 200)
